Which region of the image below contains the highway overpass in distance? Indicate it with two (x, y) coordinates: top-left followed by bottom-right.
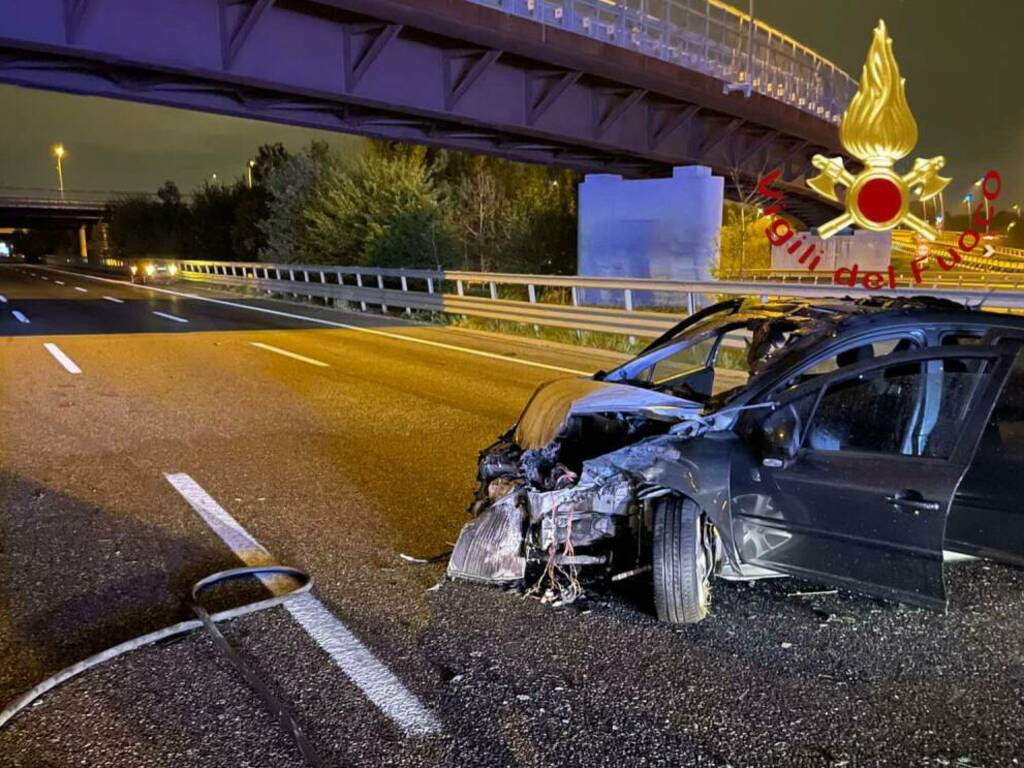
(0, 193), (108, 229)
(0, 0), (852, 225)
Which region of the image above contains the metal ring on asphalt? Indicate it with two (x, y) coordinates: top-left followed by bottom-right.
(0, 565), (313, 732)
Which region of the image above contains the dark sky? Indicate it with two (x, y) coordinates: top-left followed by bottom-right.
(1, 0), (1021, 204)
(0, 86), (366, 195)
(756, 0), (1023, 205)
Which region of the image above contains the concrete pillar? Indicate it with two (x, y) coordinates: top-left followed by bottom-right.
(577, 165), (724, 307)
(78, 224), (89, 262)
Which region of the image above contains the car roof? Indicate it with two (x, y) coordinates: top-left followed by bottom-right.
(737, 295), (1024, 336)
(720, 296), (1024, 401)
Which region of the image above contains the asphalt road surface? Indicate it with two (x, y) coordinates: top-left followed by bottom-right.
(1, 263), (1022, 768)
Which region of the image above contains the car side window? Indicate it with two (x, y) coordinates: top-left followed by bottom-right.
(967, 347), (1024, 463)
(647, 337), (717, 383)
(787, 335), (919, 388)
(804, 357), (993, 458)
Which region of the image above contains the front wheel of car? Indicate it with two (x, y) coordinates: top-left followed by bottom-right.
(653, 496), (714, 625)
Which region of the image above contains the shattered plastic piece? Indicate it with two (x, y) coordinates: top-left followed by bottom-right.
(447, 494), (526, 583)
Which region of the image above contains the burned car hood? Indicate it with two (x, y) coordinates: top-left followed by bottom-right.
(513, 377), (702, 450)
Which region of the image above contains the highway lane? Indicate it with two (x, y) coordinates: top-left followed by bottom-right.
(2, 263), (1024, 767)
(0, 263), (623, 766)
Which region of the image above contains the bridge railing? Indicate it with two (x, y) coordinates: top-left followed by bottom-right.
(174, 259), (1024, 340)
(469, 0), (856, 122)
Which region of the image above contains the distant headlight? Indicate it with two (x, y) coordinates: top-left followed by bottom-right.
(144, 264), (156, 276)
(168, 264), (178, 276)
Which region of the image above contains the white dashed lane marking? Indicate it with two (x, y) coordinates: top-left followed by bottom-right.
(43, 343), (82, 374)
(164, 472), (441, 736)
(152, 311), (188, 324)
(11, 310), (29, 324)
(103, 296), (124, 303)
(250, 342), (329, 368)
(73, 286), (88, 293)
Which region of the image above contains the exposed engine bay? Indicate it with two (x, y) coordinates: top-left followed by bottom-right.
(447, 378), (727, 603)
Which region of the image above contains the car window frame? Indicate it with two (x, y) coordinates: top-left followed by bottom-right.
(747, 344), (1015, 466)
(604, 318), (753, 385)
(775, 329), (926, 391)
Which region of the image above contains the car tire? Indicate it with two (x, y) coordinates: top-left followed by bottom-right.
(653, 496), (713, 625)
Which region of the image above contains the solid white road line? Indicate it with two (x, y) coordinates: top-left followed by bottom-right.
(152, 310), (188, 323)
(43, 343), (82, 374)
(163, 473), (441, 735)
(36, 267), (588, 375)
(102, 296), (125, 304)
(250, 342), (330, 368)
(73, 286), (88, 293)
(11, 310), (29, 324)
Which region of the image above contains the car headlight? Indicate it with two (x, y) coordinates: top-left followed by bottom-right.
(168, 264), (178, 276)
(144, 264), (156, 276)
(130, 265), (138, 274)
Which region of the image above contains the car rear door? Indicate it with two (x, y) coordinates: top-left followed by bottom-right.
(731, 345), (1014, 609)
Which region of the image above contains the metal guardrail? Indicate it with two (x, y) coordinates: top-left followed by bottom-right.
(469, 0), (856, 122)
(733, 265), (1024, 289)
(892, 230), (1024, 260)
(176, 259), (1024, 339)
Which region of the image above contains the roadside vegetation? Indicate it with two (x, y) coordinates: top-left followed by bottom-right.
(92, 141), (579, 275)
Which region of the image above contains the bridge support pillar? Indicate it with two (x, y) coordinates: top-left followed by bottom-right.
(577, 166), (723, 308)
(78, 224), (88, 262)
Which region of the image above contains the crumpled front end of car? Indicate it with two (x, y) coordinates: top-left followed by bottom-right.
(447, 377), (726, 602)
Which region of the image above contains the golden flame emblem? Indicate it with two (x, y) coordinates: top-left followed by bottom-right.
(808, 20), (951, 239)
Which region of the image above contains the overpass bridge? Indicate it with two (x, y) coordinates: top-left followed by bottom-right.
(0, 190), (109, 229)
(0, 0), (853, 224)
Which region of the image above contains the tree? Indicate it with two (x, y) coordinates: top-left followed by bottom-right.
(437, 152), (578, 273)
(300, 142), (455, 267)
(189, 182), (248, 261)
(250, 142), (291, 186)
(718, 201), (772, 277)
(258, 144), (324, 263)
(106, 182), (188, 258)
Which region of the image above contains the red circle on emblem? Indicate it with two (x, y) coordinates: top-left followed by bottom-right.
(857, 177), (903, 224)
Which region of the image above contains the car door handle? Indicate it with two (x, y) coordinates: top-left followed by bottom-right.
(885, 493), (942, 513)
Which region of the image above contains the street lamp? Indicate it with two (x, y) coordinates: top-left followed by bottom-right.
(247, 159), (256, 189)
(914, 186), (928, 221)
(51, 143), (66, 200)
(972, 177), (991, 234)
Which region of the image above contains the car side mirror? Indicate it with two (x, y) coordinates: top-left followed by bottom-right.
(758, 404), (801, 467)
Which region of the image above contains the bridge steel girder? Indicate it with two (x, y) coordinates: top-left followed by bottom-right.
(0, 0), (845, 224)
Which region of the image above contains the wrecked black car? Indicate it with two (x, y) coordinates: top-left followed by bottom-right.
(449, 296), (1024, 623)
